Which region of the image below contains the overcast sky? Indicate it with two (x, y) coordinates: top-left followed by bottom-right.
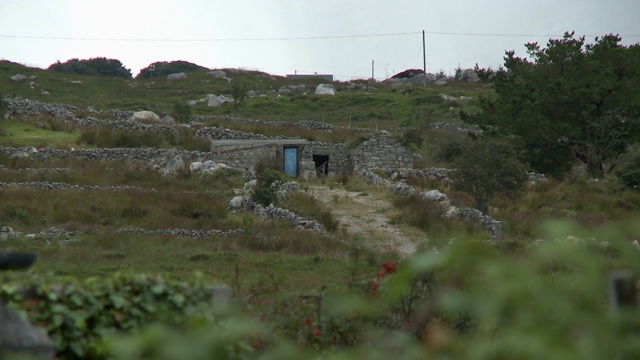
(1, 0), (639, 80)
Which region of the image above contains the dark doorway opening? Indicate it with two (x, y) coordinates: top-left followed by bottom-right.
(313, 154), (329, 175)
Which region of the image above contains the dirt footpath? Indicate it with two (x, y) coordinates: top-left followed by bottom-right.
(307, 186), (420, 257)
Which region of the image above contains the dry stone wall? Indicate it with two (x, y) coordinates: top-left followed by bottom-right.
(353, 131), (414, 172)
(213, 144), (279, 172)
(301, 142), (352, 175)
(195, 126), (271, 141)
(0, 146), (212, 163)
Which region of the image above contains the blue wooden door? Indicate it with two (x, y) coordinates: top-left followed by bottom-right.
(284, 148), (297, 177)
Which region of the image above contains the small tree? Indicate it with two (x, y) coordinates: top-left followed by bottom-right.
(465, 32), (640, 179)
(0, 96), (6, 136)
(230, 83), (248, 111)
(252, 157), (284, 206)
(614, 144), (640, 190)
(454, 65), (463, 81)
(452, 140), (528, 213)
(172, 102), (192, 123)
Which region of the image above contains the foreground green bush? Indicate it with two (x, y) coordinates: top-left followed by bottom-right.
(3, 220), (640, 359)
(114, 220), (640, 359)
(0, 272), (220, 359)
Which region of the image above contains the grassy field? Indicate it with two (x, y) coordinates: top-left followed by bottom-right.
(3, 60), (640, 358)
(0, 155), (383, 295)
(1, 60), (488, 126)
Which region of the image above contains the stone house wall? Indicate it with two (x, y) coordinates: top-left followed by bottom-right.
(212, 144), (279, 172)
(352, 131), (413, 173)
(300, 142), (352, 175)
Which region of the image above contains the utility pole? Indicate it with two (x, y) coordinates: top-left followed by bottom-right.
(371, 60), (374, 80)
(422, 30), (427, 87)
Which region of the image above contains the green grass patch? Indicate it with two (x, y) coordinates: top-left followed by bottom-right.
(0, 119), (78, 148)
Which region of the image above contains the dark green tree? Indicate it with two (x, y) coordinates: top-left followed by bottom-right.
(172, 102), (192, 123)
(452, 140), (528, 213)
(230, 83), (247, 111)
(136, 61), (207, 79)
(252, 157), (284, 206)
(47, 57), (132, 78)
(614, 144), (640, 190)
(463, 32), (640, 178)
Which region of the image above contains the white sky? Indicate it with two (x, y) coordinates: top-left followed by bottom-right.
(1, 0), (639, 80)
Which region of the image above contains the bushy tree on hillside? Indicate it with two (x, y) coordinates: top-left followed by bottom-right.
(172, 102), (192, 123)
(136, 61), (208, 79)
(463, 32), (640, 178)
(614, 144), (640, 190)
(230, 83), (247, 111)
(452, 140), (528, 213)
(47, 57), (132, 78)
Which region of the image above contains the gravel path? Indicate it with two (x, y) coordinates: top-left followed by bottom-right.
(307, 186), (419, 257)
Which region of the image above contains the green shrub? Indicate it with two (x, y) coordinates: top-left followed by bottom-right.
(78, 126), (166, 148)
(0, 272), (220, 359)
(435, 136), (466, 163)
(47, 57), (132, 78)
(252, 157), (284, 206)
(136, 61), (207, 79)
(278, 192), (339, 232)
(391, 194), (452, 235)
(452, 139), (528, 213)
(172, 102), (192, 123)
(615, 144), (640, 190)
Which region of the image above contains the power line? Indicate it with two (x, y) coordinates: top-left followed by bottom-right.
(0, 31), (421, 42)
(425, 31), (640, 37)
(1, 30), (638, 42)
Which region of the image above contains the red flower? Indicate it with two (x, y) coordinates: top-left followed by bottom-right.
(371, 281), (379, 297)
(382, 261), (397, 274)
(314, 329), (321, 337)
(302, 316), (314, 327)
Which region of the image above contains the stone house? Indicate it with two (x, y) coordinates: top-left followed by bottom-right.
(210, 131), (414, 178)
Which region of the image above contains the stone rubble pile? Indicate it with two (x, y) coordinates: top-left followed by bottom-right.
(38, 227), (76, 237)
(117, 228), (243, 238)
(229, 180), (324, 233)
(195, 126), (270, 141)
(367, 171), (503, 240)
(0, 181), (146, 192)
(385, 168), (453, 183)
(4, 97), (79, 120)
(428, 122), (482, 134)
(0, 167), (70, 174)
(252, 203), (324, 233)
(77, 117), (179, 137)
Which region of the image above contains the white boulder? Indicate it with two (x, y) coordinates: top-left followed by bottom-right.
(10, 74), (26, 82)
(207, 70), (227, 78)
(161, 115), (176, 125)
(167, 72), (187, 80)
(132, 111), (161, 122)
(421, 189), (449, 202)
(229, 195), (249, 209)
(314, 84), (337, 95)
(206, 94), (221, 107)
(165, 155), (186, 174)
(189, 161), (204, 172)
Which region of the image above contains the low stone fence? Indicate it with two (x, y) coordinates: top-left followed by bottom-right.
(195, 126), (270, 141)
(117, 228), (243, 238)
(0, 181), (145, 192)
(363, 171), (503, 240)
(0, 146), (213, 163)
(76, 117), (178, 136)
